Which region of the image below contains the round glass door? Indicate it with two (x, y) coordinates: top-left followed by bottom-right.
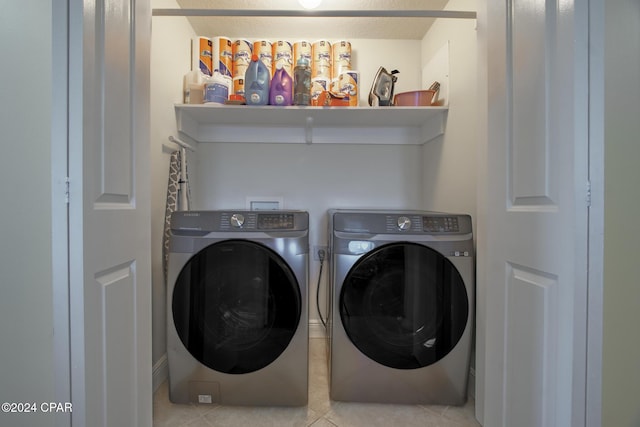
(172, 240), (301, 374)
(340, 242), (468, 369)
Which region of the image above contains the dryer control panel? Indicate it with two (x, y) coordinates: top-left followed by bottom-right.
(333, 210), (471, 235)
(383, 215), (461, 233)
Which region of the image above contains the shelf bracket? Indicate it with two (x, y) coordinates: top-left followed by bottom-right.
(169, 135), (196, 151)
(305, 116), (313, 144)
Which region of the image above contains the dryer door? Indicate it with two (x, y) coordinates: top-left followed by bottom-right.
(172, 240), (301, 374)
(340, 242), (468, 369)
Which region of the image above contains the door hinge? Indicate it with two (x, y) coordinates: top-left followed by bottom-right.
(65, 177), (70, 204)
(586, 180), (591, 207)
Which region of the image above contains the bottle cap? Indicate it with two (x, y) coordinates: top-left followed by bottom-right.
(252, 54), (259, 62)
(297, 58), (309, 67)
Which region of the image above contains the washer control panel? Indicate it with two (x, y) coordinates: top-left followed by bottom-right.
(422, 216), (460, 233)
(171, 210), (308, 233)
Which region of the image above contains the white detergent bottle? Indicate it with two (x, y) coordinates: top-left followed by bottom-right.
(183, 70), (205, 104)
(203, 70), (231, 104)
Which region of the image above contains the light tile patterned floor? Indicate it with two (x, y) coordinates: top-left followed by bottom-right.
(153, 338), (481, 427)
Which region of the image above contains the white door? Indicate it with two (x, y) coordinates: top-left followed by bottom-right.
(478, 0), (590, 425)
(67, 0), (152, 426)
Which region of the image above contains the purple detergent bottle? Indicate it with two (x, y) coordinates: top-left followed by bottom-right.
(269, 63), (293, 106)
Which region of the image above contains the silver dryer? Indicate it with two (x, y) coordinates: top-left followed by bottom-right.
(328, 209), (474, 404)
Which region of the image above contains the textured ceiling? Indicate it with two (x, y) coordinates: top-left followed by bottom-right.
(169, 0), (470, 40)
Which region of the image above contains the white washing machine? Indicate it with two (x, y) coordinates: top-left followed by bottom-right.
(328, 209), (474, 404)
(167, 210), (309, 406)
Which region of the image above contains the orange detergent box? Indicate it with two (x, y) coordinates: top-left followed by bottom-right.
(314, 91), (350, 107)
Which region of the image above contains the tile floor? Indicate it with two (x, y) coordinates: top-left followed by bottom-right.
(153, 338), (481, 427)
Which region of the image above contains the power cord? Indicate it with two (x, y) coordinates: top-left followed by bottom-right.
(316, 248), (327, 328)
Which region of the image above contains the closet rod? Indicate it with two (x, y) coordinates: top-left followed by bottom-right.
(152, 9), (477, 19)
(169, 136), (196, 152)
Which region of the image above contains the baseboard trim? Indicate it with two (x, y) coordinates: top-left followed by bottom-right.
(153, 354), (168, 392)
(309, 319), (326, 338)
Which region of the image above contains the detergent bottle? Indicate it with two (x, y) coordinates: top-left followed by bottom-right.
(244, 54), (270, 105)
(293, 57), (311, 106)
(203, 70), (231, 104)
(269, 63), (293, 106)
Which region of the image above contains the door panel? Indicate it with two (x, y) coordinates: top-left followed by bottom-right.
(511, 1), (550, 203)
(482, 0), (589, 425)
(504, 264), (557, 425)
(96, 262), (137, 424)
(69, 0), (151, 426)
(102, 0), (132, 199)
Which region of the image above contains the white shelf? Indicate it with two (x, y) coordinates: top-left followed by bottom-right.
(175, 104), (448, 145)
(152, 9), (476, 19)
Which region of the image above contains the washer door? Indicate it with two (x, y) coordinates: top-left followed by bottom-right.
(340, 242), (468, 369)
(172, 240), (301, 374)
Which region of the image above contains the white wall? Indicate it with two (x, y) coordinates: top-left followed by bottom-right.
(0, 2), (56, 426)
(150, 0), (196, 388)
(601, 0), (640, 425)
(420, 0), (477, 220)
